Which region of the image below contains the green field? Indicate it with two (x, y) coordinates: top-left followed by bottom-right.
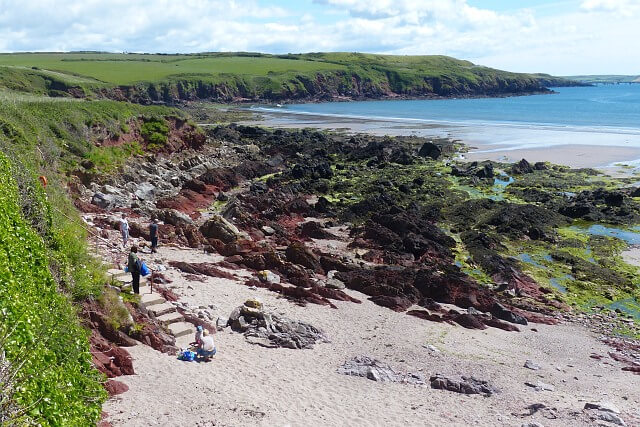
(564, 74), (640, 84)
(0, 53), (346, 84)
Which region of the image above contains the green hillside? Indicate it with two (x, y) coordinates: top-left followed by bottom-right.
(564, 74), (640, 84)
(0, 52), (575, 103)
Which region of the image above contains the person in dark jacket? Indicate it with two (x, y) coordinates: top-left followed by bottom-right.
(149, 218), (159, 253)
(128, 245), (141, 294)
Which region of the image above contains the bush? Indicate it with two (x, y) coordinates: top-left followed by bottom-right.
(141, 117), (169, 149)
(0, 154), (106, 424)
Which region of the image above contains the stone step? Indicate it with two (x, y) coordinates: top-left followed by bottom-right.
(140, 293), (166, 308)
(156, 311), (184, 326)
(169, 322), (195, 338)
(107, 268), (128, 279)
(114, 276), (132, 286)
(121, 281), (149, 292)
(147, 302), (176, 317)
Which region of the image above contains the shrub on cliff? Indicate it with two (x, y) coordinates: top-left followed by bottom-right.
(0, 154), (106, 424)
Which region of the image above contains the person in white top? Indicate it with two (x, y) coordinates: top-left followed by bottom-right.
(197, 330), (216, 361)
(119, 213), (129, 247)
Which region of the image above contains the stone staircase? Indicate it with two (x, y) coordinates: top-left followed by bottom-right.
(107, 269), (195, 340)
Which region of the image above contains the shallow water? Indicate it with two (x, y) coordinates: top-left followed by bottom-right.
(517, 253), (544, 268)
(573, 224), (640, 245)
(608, 298), (640, 319)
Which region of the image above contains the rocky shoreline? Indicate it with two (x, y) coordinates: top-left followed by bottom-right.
(69, 121), (640, 425)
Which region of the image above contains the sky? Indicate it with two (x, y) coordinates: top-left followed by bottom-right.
(0, 0), (637, 75)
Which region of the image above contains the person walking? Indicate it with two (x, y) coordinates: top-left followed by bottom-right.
(149, 217), (159, 253)
(128, 245), (141, 294)
(119, 213), (129, 248)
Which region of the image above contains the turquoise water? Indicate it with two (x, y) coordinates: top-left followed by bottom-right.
(275, 85), (640, 131)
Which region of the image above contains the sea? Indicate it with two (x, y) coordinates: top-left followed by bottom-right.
(252, 84), (640, 167)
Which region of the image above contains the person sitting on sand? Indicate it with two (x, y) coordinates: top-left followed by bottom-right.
(191, 325), (204, 346)
(197, 330), (216, 361)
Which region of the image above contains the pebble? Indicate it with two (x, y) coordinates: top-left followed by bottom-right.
(584, 402), (620, 414)
(524, 360), (541, 370)
(422, 344), (440, 353)
(597, 411), (626, 426)
(524, 381), (554, 392)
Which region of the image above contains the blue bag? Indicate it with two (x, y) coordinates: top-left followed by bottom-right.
(178, 350), (196, 361)
(140, 261), (150, 276)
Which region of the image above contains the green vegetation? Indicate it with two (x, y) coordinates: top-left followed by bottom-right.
(141, 117), (170, 149)
(0, 154), (106, 425)
(0, 96), (178, 174)
(564, 74), (640, 84)
(0, 93), (187, 422)
(0, 52), (575, 102)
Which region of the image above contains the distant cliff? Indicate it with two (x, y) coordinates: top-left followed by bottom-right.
(0, 52), (580, 104)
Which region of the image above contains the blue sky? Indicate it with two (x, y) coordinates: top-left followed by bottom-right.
(0, 0), (637, 75)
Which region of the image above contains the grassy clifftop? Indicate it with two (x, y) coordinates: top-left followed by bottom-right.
(0, 52), (576, 103)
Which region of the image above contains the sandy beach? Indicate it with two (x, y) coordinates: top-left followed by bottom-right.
(103, 245), (640, 427)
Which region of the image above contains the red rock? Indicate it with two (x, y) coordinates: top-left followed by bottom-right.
(169, 261), (237, 280)
(369, 295), (414, 312)
(453, 314), (488, 330)
(484, 317), (520, 332)
(407, 310), (449, 323)
(622, 366), (640, 374)
(104, 380), (129, 396)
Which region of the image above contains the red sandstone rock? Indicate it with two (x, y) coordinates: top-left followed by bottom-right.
(104, 379), (129, 396)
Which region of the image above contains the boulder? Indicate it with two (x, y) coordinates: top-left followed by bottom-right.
(512, 159), (534, 174)
(430, 374), (499, 396)
(104, 380), (129, 396)
(300, 221), (336, 239)
(492, 303), (529, 325)
(134, 182), (156, 201)
(285, 242), (322, 272)
(228, 303), (328, 349)
(158, 209), (193, 227)
(418, 142), (442, 160)
(338, 356), (425, 385)
(91, 192), (117, 209)
(199, 215), (241, 243)
(257, 270), (280, 284)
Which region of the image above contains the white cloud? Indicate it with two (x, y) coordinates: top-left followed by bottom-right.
(580, 0), (640, 15)
(0, 0), (637, 74)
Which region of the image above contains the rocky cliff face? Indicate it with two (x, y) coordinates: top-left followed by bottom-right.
(88, 70), (558, 105)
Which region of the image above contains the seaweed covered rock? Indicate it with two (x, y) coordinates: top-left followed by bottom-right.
(512, 158), (534, 174)
(418, 142), (442, 160)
